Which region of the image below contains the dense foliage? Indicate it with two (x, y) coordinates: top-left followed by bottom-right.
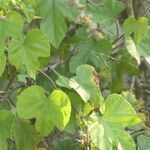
(0, 0), (149, 149)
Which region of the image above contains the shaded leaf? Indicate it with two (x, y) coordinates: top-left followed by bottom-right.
(137, 135), (150, 150)
(87, 0), (124, 25)
(137, 29), (150, 58)
(0, 110), (14, 150)
(69, 32), (112, 73)
(0, 38), (6, 76)
(14, 117), (40, 150)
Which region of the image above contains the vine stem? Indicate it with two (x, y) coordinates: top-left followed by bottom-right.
(38, 69), (58, 89)
(7, 84), (25, 98)
(0, 95), (11, 108)
(42, 52), (74, 73)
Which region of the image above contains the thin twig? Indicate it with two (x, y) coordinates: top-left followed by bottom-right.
(115, 21), (119, 39)
(5, 37), (12, 80)
(8, 97), (16, 107)
(112, 34), (125, 45)
(141, 4), (150, 17)
(0, 97), (8, 109)
(0, 94), (15, 107)
(93, 51), (118, 61)
(5, 77), (15, 91)
(131, 130), (146, 137)
(7, 84), (25, 98)
(112, 42), (124, 51)
(42, 52), (74, 73)
(130, 76), (136, 90)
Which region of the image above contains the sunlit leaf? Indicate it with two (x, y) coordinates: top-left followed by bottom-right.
(17, 85), (71, 135)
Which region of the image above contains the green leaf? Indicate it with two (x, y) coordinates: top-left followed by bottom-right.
(137, 29), (150, 57)
(122, 91), (142, 112)
(48, 90), (71, 130)
(88, 94), (141, 150)
(110, 52), (139, 93)
(69, 65), (103, 106)
(100, 94), (141, 126)
(87, 0), (124, 25)
(9, 29), (50, 79)
(123, 17), (148, 43)
(69, 34), (112, 73)
(69, 47), (90, 73)
(0, 11), (23, 76)
(19, 3), (35, 22)
(0, 0), (10, 9)
(54, 139), (77, 150)
(57, 1), (78, 21)
(0, 38), (6, 76)
(137, 135), (150, 150)
(123, 18), (137, 35)
(0, 110), (14, 150)
(14, 117), (40, 150)
(37, 0), (67, 48)
(89, 113), (136, 150)
(68, 92), (85, 112)
(90, 39), (112, 67)
(17, 85), (71, 135)
(64, 111), (77, 134)
(0, 53), (6, 76)
(56, 74), (71, 89)
(0, 11), (23, 38)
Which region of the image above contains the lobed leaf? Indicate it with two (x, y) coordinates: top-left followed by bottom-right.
(69, 64), (103, 106)
(88, 94), (141, 150)
(9, 29), (50, 79)
(17, 85), (71, 135)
